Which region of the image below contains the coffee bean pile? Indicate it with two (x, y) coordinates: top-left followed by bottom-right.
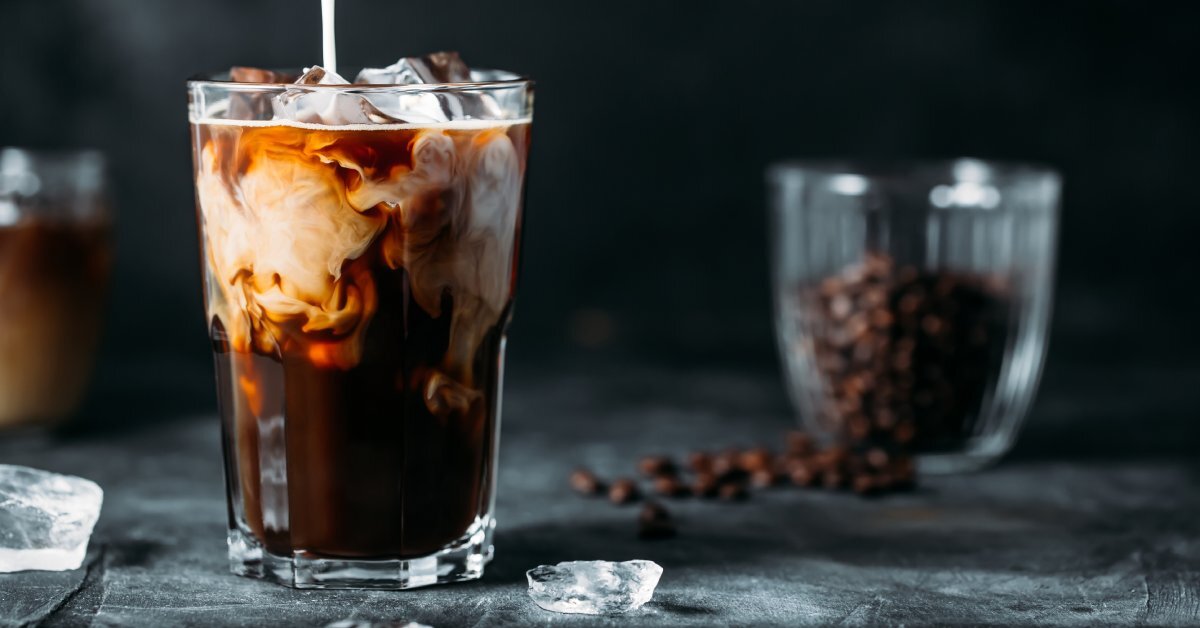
(570, 430), (916, 540)
(806, 252), (1009, 453)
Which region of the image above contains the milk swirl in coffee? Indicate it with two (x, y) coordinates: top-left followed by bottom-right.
(190, 50), (530, 561)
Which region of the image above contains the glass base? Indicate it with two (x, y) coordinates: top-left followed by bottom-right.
(227, 518), (495, 590)
(918, 430), (1014, 474)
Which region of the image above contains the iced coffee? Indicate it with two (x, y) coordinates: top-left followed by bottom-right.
(189, 53), (532, 588)
(0, 149), (109, 428)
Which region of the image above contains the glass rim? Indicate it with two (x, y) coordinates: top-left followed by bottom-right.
(0, 147), (106, 168)
(187, 67), (533, 94)
(767, 158), (1060, 183)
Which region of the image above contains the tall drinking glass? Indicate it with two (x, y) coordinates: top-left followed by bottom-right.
(769, 160), (1059, 473)
(188, 72), (532, 589)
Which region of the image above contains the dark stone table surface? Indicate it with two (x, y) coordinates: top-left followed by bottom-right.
(1, 360), (1198, 627)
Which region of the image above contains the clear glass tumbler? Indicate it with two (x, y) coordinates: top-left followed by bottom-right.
(769, 160), (1059, 473)
(0, 148), (110, 429)
(188, 71), (532, 588)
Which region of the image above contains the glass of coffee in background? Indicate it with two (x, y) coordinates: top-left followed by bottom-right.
(188, 64), (532, 589)
(0, 149), (110, 429)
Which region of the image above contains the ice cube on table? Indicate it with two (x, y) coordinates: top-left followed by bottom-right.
(0, 465), (103, 573)
(526, 559), (663, 615)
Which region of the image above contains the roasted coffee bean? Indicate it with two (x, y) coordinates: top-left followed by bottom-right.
(830, 294), (853, 319)
(874, 409), (898, 430)
(818, 445), (851, 472)
(712, 449), (747, 481)
(860, 285), (888, 309)
(711, 449), (738, 473)
(608, 478), (640, 504)
(852, 339), (877, 365)
(688, 451), (714, 474)
(692, 471), (719, 498)
(570, 468), (604, 496)
(739, 447), (774, 473)
(865, 448), (889, 470)
(638, 455), (677, 477)
(718, 482), (749, 501)
(750, 468), (779, 488)
(845, 314), (870, 341)
(788, 461), (821, 487)
(786, 431), (815, 456)
(653, 475), (688, 498)
(819, 276), (845, 297)
(802, 256), (1009, 456)
(638, 501), (676, 540)
(847, 415), (872, 441)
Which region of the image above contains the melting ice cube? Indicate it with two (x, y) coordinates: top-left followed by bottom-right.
(354, 51), (471, 85)
(273, 65), (401, 125)
(0, 465), (103, 573)
(354, 52), (503, 123)
(526, 560), (663, 615)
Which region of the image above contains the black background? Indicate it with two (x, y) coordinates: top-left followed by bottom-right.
(2, 0), (1197, 421)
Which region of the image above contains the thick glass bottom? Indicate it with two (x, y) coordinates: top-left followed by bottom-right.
(918, 430), (1014, 474)
(227, 518), (495, 590)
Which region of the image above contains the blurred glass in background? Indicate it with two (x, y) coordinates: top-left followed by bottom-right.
(770, 160), (1059, 472)
(0, 149), (110, 429)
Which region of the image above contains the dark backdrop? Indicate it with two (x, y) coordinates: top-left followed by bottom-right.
(2, 0), (1197, 418)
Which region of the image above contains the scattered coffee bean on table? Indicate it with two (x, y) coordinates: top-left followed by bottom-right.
(739, 448), (773, 474)
(638, 455), (677, 478)
(692, 471), (719, 498)
(787, 431), (815, 456)
(787, 459), (821, 487)
(750, 468), (779, 488)
(711, 449), (743, 478)
(688, 451), (714, 474)
(571, 418), (926, 537)
(653, 475), (688, 498)
(608, 478), (640, 505)
(569, 468), (605, 496)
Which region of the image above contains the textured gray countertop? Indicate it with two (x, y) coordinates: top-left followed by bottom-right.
(1, 361), (1198, 627)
